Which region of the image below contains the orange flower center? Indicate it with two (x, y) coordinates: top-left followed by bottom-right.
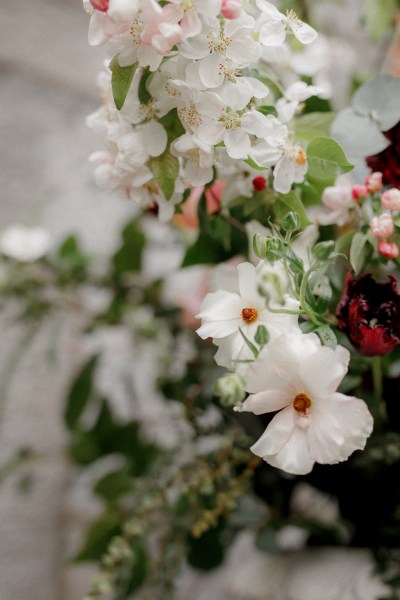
(241, 307), (258, 324)
(293, 393), (312, 415)
(296, 147), (307, 165)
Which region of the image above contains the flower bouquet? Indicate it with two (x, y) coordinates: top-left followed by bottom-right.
(3, 0), (400, 598)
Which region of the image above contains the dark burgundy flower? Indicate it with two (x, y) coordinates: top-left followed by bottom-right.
(366, 121), (400, 189)
(336, 273), (400, 356)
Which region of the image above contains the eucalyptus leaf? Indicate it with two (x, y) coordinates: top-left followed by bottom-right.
(293, 112), (335, 146)
(331, 108), (390, 157)
(353, 74), (400, 130)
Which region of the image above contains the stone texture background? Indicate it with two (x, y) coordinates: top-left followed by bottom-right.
(0, 1), (394, 599)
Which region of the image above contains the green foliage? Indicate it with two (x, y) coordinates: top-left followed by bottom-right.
(138, 67), (152, 104)
(110, 57), (136, 110)
(273, 192), (311, 230)
(93, 469), (134, 501)
(112, 219), (145, 276)
(293, 112), (335, 146)
(149, 149), (179, 200)
(349, 231), (372, 275)
(75, 509), (122, 561)
(306, 137), (353, 181)
(64, 355), (99, 430)
(57, 235), (90, 277)
(186, 523), (225, 570)
(159, 109), (186, 143)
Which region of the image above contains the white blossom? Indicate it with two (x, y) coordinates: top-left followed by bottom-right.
(241, 333), (373, 475)
(1, 226), (51, 262)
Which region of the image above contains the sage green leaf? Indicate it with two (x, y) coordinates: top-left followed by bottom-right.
(307, 137), (353, 181)
(245, 156), (268, 171)
(274, 192), (311, 230)
(110, 56), (136, 110)
(349, 231), (371, 275)
(315, 325), (337, 349)
(331, 108), (389, 157)
(353, 74), (400, 130)
(148, 149), (179, 200)
(64, 355), (98, 430)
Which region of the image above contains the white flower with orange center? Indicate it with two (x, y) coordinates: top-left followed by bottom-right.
(240, 333), (373, 475)
(196, 262), (300, 369)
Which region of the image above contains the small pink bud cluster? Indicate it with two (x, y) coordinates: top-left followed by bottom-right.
(351, 184), (368, 202)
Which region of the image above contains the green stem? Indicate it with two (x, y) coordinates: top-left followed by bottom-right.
(371, 356), (384, 425)
(299, 266), (321, 327)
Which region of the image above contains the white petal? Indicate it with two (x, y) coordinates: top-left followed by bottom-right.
(196, 120), (225, 145)
(225, 128), (250, 159)
(196, 291), (242, 338)
(309, 393), (373, 464)
(241, 110), (273, 137)
(273, 157), (295, 194)
(265, 425), (314, 475)
(251, 407), (295, 456)
(179, 35), (210, 59)
(289, 19), (318, 45)
(237, 262), (259, 305)
(136, 44), (163, 71)
(255, 0), (282, 19)
(300, 344), (350, 400)
(259, 20), (286, 46)
(227, 35), (261, 64)
(140, 122), (167, 157)
(242, 390), (291, 415)
(199, 53), (225, 88)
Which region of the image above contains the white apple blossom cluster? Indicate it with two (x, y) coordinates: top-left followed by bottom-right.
(84, 0), (322, 219)
(196, 257), (374, 475)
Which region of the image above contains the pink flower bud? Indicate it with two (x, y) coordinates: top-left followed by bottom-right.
(351, 184), (368, 202)
(370, 213), (394, 239)
(221, 0), (242, 19)
(378, 241), (399, 259)
(382, 188), (400, 211)
(90, 0), (109, 10)
(365, 172), (383, 193)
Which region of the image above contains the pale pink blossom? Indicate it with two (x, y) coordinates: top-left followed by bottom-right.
(318, 184), (354, 226)
(370, 213), (394, 239)
(221, 0), (242, 19)
(240, 333), (373, 475)
(365, 172), (383, 193)
(382, 188), (400, 211)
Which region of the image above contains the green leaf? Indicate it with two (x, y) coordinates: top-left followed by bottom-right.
(256, 526), (279, 554)
(110, 56), (136, 110)
(274, 192), (311, 230)
(353, 73), (400, 130)
(93, 469), (134, 501)
(74, 510), (121, 562)
(293, 112), (335, 146)
(64, 355), (98, 430)
(159, 109), (185, 143)
(182, 227), (247, 267)
(257, 105), (278, 117)
(239, 328), (259, 358)
(186, 525), (225, 571)
(307, 137), (353, 181)
(112, 219), (146, 275)
(350, 231), (371, 275)
(315, 325), (337, 349)
(245, 156), (268, 171)
(149, 149), (179, 200)
(138, 67), (152, 105)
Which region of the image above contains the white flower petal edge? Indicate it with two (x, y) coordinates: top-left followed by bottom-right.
(242, 333), (373, 475)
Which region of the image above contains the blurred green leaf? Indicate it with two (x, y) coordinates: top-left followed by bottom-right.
(307, 137), (353, 181)
(274, 192), (311, 230)
(64, 355), (98, 430)
(187, 525), (225, 570)
(112, 219), (145, 276)
(93, 469), (134, 501)
(74, 509), (121, 562)
(149, 149), (179, 201)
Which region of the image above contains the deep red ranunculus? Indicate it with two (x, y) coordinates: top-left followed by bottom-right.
(336, 273), (400, 356)
(366, 121), (400, 189)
